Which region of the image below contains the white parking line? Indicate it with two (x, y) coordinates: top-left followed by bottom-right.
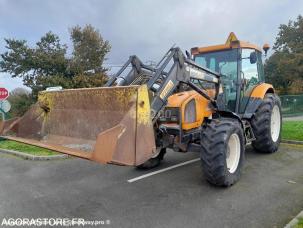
(127, 158), (200, 183)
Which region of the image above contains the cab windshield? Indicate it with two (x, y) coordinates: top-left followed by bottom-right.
(194, 49), (238, 79)
(194, 49), (239, 111)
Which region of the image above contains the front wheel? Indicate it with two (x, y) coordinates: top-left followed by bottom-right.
(251, 93), (282, 153)
(200, 118), (245, 187)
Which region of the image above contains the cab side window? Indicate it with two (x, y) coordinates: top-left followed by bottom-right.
(241, 49), (259, 91)
(256, 51), (265, 82)
(240, 49), (261, 113)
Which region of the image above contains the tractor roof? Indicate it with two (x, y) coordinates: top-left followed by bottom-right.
(191, 32), (262, 55)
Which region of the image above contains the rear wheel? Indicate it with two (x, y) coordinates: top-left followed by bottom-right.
(136, 148), (166, 169)
(251, 93), (281, 153)
(200, 119), (245, 187)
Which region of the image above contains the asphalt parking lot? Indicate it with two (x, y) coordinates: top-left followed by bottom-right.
(0, 144), (303, 228)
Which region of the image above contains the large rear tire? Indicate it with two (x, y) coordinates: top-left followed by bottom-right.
(251, 93), (281, 153)
(200, 119), (245, 187)
(136, 148), (166, 169)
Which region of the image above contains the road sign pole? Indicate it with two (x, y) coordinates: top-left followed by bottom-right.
(0, 109), (5, 121)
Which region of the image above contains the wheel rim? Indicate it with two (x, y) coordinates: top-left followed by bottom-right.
(270, 105), (281, 142)
(226, 133), (241, 174)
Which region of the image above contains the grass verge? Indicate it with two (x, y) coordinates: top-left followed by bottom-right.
(0, 138), (59, 156)
(293, 217), (303, 228)
(282, 121), (303, 141)
(0, 120), (301, 156)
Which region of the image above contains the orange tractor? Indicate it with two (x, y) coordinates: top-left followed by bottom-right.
(0, 33), (281, 186)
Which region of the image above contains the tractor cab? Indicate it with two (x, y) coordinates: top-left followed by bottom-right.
(191, 32), (268, 113)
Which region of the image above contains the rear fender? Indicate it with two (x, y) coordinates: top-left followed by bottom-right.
(250, 83), (274, 98)
(243, 83), (275, 119)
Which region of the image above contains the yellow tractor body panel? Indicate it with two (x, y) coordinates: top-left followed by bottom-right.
(167, 91), (212, 130)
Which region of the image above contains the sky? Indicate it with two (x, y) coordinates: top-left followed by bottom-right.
(0, 0), (303, 91)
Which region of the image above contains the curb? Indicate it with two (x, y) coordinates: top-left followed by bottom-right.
(284, 211), (303, 228)
(0, 148), (68, 160)
(282, 140), (303, 145)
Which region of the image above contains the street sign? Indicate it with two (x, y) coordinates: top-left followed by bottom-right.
(0, 88), (9, 100)
(0, 100), (11, 113)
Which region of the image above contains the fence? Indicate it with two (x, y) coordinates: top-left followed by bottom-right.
(280, 94), (303, 117)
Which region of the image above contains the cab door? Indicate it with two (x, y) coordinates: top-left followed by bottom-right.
(239, 48), (262, 113)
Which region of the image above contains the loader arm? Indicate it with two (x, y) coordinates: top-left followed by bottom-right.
(105, 55), (156, 86)
(105, 48), (170, 87)
(146, 47), (221, 120)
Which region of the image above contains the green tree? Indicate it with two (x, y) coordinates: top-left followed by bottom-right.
(7, 88), (34, 117)
(68, 25), (110, 88)
(265, 15), (303, 94)
(0, 25), (111, 98)
(70, 25), (110, 74)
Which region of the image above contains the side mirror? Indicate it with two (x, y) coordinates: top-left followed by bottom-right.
(250, 51), (257, 64)
(263, 43), (270, 56)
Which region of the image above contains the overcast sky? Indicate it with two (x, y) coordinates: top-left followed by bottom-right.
(0, 0), (302, 91)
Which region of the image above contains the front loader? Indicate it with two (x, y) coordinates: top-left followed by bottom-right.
(0, 33), (281, 187)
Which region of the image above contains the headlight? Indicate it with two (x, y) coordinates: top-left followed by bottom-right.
(184, 99), (196, 123)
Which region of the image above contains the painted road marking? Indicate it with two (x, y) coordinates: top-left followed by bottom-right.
(127, 158), (200, 183)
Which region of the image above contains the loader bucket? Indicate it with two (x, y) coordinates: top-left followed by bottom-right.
(0, 85), (156, 166)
